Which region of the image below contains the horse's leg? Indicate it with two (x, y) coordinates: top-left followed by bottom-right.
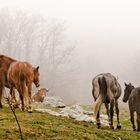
(137, 113), (140, 131)
(19, 94), (24, 111)
(96, 109), (101, 128)
(0, 71), (5, 108)
(115, 99), (121, 129)
(13, 88), (17, 105)
(10, 86), (18, 107)
(130, 110), (136, 131)
(110, 99), (115, 129)
(94, 95), (103, 128)
(105, 103), (110, 124)
(9, 87), (14, 107)
(0, 82), (3, 108)
(27, 84), (32, 113)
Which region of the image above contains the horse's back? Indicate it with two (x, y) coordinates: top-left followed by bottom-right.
(92, 73), (121, 100)
(102, 73), (121, 98)
(8, 61), (34, 86)
(0, 55), (16, 69)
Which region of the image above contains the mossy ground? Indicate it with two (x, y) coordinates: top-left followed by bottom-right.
(0, 103), (139, 140)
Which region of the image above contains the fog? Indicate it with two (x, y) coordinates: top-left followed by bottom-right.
(1, 0), (140, 104)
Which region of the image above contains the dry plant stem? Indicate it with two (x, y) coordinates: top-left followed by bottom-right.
(6, 98), (24, 140)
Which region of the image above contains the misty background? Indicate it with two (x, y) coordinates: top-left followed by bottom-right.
(0, 0), (140, 105)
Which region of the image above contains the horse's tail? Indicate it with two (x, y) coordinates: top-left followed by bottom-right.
(98, 76), (107, 102)
(94, 76), (107, 121)
(19, 72), (29, 110)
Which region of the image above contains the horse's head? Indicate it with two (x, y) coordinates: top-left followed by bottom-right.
(123, 82), (134, 103)
(38, 88), (48, 97)
(33, 66), (40, 88)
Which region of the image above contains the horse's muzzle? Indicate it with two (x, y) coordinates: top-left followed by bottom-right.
(36, 83), (40, 88)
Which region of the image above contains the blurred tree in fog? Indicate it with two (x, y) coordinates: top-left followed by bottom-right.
(0, 9), (78, 99)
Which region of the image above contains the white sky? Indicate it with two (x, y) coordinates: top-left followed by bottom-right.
(1, 0), (140, 48)
(1, 0), (140, 103)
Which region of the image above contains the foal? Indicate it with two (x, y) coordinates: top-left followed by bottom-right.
(123, 82), (140, 131)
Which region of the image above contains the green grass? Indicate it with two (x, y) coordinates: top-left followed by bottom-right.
(0, 104), (140, 140)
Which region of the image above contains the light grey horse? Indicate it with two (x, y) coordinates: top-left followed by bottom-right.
(92, 73), (121, 129)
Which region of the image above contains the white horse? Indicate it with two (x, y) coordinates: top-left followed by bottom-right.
(92, 73), (121, 129)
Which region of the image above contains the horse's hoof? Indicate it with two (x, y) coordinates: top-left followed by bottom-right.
(133, 128), (136, 131)
(117, 124), (121, 129)
(110, 125), (114, 129)
(0, 104), (3, 108)
(28, 109), (32, 113)
(97, 123), (101, 129)
(13, 104), (19, 109)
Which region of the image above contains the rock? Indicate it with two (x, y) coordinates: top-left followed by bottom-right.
(70, 104), (84, 114)
(59, 104), (95, 123)
(75, 114), (95, 123)
(34, 109), (60, 116)
(43, 96), (66, 108)
(34, 96), (109, 126)
(83, 111), (93, 115)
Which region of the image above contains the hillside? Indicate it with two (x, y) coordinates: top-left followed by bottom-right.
(0, 104), (140, 140)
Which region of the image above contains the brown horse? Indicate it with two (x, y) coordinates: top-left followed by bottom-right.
(0, 68), (7, 107)
(7, 61), (40, 112)
(0, 55), (16, 107)
(32, 88), (48, 102)
(92, 73), (121, 129)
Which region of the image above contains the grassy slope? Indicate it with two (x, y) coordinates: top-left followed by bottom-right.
(0, 106), (140, 140)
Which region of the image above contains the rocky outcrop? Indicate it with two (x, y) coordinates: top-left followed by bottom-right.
(34, 96), (109, 126)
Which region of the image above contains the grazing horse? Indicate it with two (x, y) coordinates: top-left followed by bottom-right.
(32, 88), (48, 102)
(122, 82), (140, 131)
(92, 73), (121, 129)
(0, 55), (16, 107)
(7, 61), (40, 112)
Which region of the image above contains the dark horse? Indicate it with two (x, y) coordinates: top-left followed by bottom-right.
(7, 61), (40, 112)
(123, 82), (140, 131)
(0, 55), (16, 107)
(92, 73), (121, 129)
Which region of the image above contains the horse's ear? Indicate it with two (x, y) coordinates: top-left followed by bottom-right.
(36, 66), (39, 70)
(124, 82), (127, 87)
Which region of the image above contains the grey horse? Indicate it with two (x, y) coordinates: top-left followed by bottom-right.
(92, 73), (121, 129)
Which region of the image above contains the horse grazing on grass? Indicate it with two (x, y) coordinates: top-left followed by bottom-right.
(7, 61), (40, 112)
(123, 82), (140, 131)
(0, 55), (16, 107)
(92, 73), (121, 129)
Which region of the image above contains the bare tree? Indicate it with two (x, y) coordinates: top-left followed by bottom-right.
(0, 9), (78, 101)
